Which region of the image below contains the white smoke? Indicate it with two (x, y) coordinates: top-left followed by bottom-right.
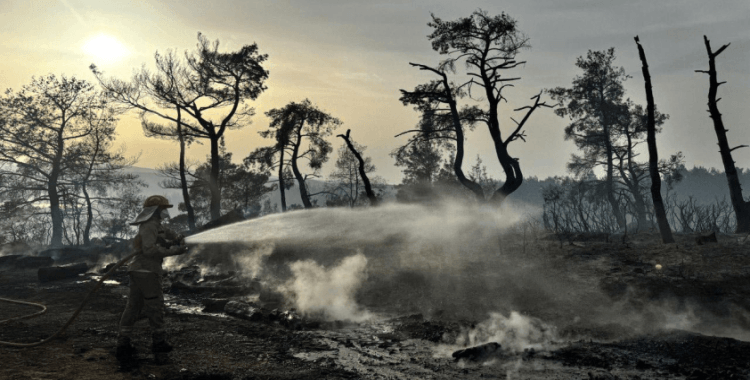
(280, 252), (373, 322)
(435, 311), (558, 361)
(234, 244), (274, 279)
(91, 253), (120, 273)
(459, 311), (558, 353)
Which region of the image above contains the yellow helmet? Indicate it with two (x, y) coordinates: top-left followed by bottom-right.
(143, 195), (173, 208)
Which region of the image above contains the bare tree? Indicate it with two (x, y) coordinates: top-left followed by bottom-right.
(336, 129), (378, 206)
(695, 35), (750, 233)
(402, 10), (551, 205)
(67, 116), (143, 244)
(0, 75), (115, 247)
(634, 36), (674, 243)
(92, 32), (269, 221)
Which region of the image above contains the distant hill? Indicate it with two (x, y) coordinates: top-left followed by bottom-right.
(498, 166), (750, 210)
(123, 166), (749, 217)
(124, 167), (184, 208)
(123, 166), (395, 212)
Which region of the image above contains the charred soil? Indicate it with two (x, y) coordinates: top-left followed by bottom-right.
(1, 231), (750, 379)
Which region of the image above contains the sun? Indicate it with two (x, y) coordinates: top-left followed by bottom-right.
(81, 34), (130, 64)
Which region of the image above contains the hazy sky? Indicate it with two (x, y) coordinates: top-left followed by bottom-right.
(1, 0), (748, 184)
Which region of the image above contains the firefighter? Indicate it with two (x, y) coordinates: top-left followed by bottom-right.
(116, 195), (188, 360)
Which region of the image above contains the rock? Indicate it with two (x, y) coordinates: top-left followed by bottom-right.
(38, 262), (89, 282)
(452, 342), (502, 362)
(15, 256), (55, 269)
(224, 301), (263, 322)
(201, 298), (230, 313)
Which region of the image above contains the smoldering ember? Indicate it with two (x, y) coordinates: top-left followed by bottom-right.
(2, 4), (750, 380)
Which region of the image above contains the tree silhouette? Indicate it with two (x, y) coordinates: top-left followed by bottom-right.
(67, 115), (143, 244)
(634, 36), (674, 243)
(92, 32), (269, 221)
(695, 35), (750, 233)
(186, 142), (273, 225)
(248, 99), (340, 209)
(401, 10), (551, 205)
(399, 76), (484, 200)
(612, 102), (676, 230)
(334, 130), (379, 206)
(0, 75), (118, 247)
(548, 48), (630, 230)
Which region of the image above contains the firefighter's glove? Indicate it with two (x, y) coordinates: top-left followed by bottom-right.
(168, 244), (189, 256)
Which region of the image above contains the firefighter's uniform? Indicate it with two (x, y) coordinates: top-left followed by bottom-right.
(116, 196), (187, 360)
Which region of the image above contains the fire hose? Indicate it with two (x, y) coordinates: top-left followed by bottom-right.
(0, 251), (139, 348)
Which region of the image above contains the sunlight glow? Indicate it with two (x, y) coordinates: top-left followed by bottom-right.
(81, 34), (130, 64)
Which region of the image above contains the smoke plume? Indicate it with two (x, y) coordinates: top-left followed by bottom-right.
(280, 252), (373, 322)
(456, 312), (558, 354)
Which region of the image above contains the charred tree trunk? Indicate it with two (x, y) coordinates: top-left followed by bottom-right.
(176, 108), (196, 230)
(696, 35), (750, 233)
(487, 92), (550, 206)
(631, 190), (652, 230)
(291, 125), (312, 209)
(635, 36), (674, 243)
(622, 122), (651, 231)
(49, 129), (65, 248)
(337, 129), (378, 206)
(489, 141), (523, 205)
(278, 147), (287, 212)
(82, 184), (93, 245)
(402, 64), (485, 200)
(209, 133), (222, 220)
(604, 125), (626, 230)
(482, 68), (523, 206)
(81, 130), (102, 246)
(438, 74), (484, 200)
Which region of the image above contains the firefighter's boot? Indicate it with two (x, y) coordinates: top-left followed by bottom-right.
(115, 336), (136, 360)
(151, 332), (173, 353)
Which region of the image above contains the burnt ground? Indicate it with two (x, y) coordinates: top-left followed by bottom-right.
(2, 231), (750, 379)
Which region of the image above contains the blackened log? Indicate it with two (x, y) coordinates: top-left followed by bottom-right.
(0, 255), (22, 268)
(224, 300), (263, 321)
(15, 256), (55, 269)
(38, 262), (88, 282)
(201, 298), (230, 313)
(452, 342), (502, 362)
